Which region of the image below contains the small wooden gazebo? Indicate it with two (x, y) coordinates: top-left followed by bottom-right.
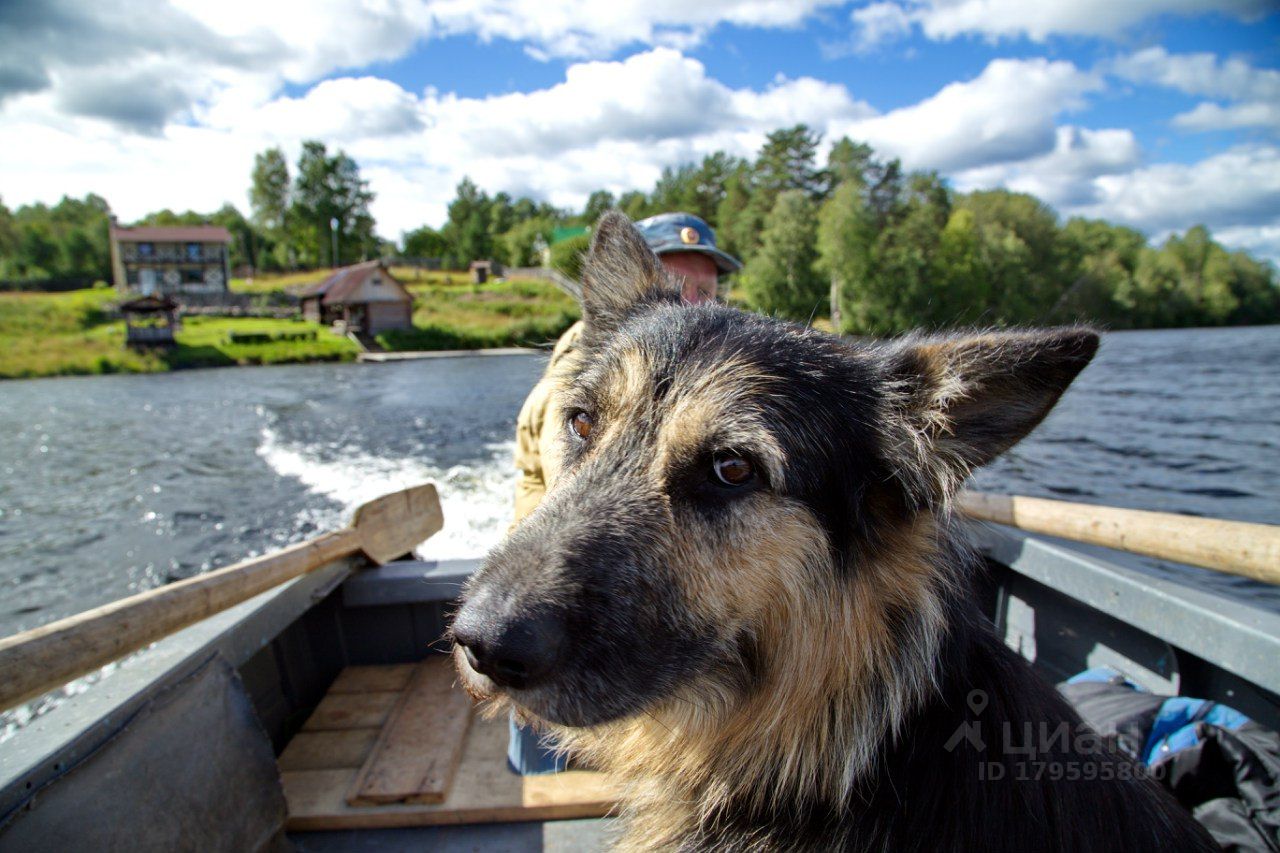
(121, 295), (180, 347)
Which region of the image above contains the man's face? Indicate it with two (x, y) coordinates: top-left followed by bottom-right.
(660, 251), (720, 304)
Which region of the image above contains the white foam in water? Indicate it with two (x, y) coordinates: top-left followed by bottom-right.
(256, 427), (517, 560)
(0, 431), (521, 745)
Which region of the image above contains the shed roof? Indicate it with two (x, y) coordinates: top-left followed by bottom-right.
(301, 261), (409, 306)
(120, 295), (179, 312)
(111, 225), (233, 243)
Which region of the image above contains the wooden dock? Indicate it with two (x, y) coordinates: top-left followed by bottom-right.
(358, 347), (536, 363)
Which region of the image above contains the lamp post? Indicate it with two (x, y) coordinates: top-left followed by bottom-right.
(330, 217), (340, 268)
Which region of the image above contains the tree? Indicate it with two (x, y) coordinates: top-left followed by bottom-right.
(816, 180), (875, 331)
(582, 190), (615, 224)
(549, 233), (591, 281)
(250, 148), (290, 235)
(618, 190), (650, 221)
(441, 177), (491, 266)
(715, 163), (754, 263)
(501, 217), (554, 267)
(289, 140), (376, 268)
(959, 190), (1066, 324)
(730, 125), (827, 263)
(650, 164), (699, 216)
(741, 190), (824, 321)
(835, 173), (952, 335)
(402, 225), (448, 260)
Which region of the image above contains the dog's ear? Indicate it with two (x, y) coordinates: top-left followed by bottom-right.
(881, 327), (1099, 505)
(580, 211), (677, 333)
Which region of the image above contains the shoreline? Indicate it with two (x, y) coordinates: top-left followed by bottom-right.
(0, 345), (550, 383)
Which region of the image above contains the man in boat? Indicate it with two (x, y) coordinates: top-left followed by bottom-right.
(512, 212), (743, 525)
(507, 212), (741, 774)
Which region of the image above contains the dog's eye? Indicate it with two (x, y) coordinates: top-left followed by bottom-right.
(569, 411), (594, 440)
(712, 455), (754, 487)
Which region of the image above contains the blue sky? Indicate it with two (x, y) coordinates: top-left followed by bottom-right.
(1, 1), (1277, 260)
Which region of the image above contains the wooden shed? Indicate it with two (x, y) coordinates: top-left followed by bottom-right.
(468, 260), (502, 284)
(120, 295), (179, 347)
(300, 262), (413, 336)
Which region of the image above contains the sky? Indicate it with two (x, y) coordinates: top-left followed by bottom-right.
(0, 1), (1278, 262)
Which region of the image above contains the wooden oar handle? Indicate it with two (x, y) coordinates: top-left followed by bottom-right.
(0, 482), (443, 712)
(959, 491), (1280, 586)
(0, 530), (357, 711)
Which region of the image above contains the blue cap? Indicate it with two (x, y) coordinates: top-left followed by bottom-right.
(634, 212), (742, 274)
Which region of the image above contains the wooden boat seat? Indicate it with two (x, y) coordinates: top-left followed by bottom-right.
(279, 657), (617, 830)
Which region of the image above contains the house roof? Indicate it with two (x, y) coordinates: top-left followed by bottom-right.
(120, 295), (179, 312)
(111, 225), (233, 243)
(301, 261), (408, 305)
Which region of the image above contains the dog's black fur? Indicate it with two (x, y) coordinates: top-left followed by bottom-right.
(453, 212), (1219, 851)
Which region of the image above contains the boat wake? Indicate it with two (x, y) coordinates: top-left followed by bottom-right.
(255, 427), (516, 561)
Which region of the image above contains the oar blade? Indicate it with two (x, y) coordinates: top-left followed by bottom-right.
(352, 483), (445, 565)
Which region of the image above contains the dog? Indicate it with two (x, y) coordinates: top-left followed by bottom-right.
(452, 212), (1218, 851)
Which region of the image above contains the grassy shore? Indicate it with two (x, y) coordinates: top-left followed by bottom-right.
(0, 271), (579, 380)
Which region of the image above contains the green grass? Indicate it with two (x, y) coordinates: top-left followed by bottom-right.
(228, 266), (469, 294)
(379, 276), (579, 351)
(227, 269), (329, 294)
(167, 317), (359, 369)
(0, 289), (166, 378)
(0, 291), (358, 379)
(1, 273), (578, 380)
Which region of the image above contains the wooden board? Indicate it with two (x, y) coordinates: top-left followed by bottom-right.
(302, 691), (400, 731)
(279, 729), (380, 772)
(346, 658), (473, 805)
(328, 664), (416, 695)
(283, 700), (617, 830)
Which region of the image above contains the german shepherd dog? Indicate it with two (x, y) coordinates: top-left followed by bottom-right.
(452, 213), (1217, 851)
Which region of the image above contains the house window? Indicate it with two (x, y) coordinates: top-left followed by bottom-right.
(186, 242), (201, 261)
(182, 268), (204, 284)
(138, 242), (154, 258)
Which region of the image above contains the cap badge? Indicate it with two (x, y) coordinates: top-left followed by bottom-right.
(679, 226), (700, 245)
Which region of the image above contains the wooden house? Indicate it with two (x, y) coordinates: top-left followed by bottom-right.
(110, 224), (233, 296)
(300, 262), (413, 335)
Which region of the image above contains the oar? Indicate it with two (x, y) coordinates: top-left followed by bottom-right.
(959, 491), (1280, 586)
(0, 483), (443, 711)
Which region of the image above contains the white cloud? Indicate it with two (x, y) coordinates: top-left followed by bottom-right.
(1211, 224), (1280, 263)
(832, 58), (1101, 172)
(839, 3), (914, 54)
(1080, 144), (1280, 234)
(851, 0), (1272, 47)
(1172, 101), (1280, 133)
(0, 48), (873, 238)
(1111, 47), (1280, 134)
(953, 126), (1142, 208)
(417, 0), (846, 59)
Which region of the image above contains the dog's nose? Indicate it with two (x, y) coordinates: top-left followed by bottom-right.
(453, 607), (563, 691)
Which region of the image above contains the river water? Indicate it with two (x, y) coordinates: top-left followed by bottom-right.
(1, 326), (1277, 735)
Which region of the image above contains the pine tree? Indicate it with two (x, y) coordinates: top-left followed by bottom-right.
(741, 190), (824, 321)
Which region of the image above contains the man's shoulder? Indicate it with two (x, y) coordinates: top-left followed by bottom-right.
(550, 320), (584, 361)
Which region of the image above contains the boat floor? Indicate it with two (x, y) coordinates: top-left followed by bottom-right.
(280, 660), (617, 833)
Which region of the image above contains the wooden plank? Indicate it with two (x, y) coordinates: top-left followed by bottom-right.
(283, 714), (617, 830)
(279, 729), (380, 771)
(302, 691), (400, 731)
(329, 664), (416, 695)
(960, 491), (1280, 584)
(347, 657), (473, 805)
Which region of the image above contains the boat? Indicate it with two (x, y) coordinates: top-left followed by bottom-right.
(0, 485), (1277, 850)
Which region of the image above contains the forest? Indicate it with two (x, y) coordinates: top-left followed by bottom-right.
(2, 126), (1277, 333)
